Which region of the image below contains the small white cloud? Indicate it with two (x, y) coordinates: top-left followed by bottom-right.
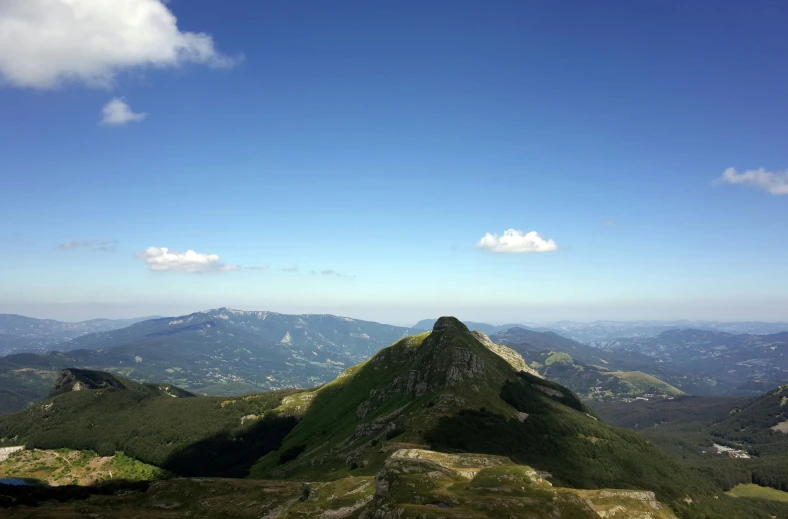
(476, 229), (558, 253)
(0, 0), (240, 90)
(280, 266), (300, 273)
(58, 239), (117, 252)
(715, 167), (788, 195)
(101, 98), (147, 126)
(135, 247), (239, 273)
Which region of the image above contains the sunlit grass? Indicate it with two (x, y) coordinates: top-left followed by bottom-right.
(727, 484), (788, 502)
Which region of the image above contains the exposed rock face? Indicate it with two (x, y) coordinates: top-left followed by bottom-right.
(470, 330), (541, 377)
(0, 445), (24, 462)
(770, 420), (788, 433)
(356, 400), (372, 419)
(576, 489), (673, 518)
(360, 320), (491, 412)
(443, 347), (485, 385)
(53, 369), (83, 393)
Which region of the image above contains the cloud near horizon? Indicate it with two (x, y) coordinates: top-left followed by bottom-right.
(715, 167), (788, 195)
(58, 240), (117, 252)
(134, 247), (240, 273)
(101, 98), (147, 126)
(311, 269), (355, 278)
(476, 229), (558, 253)
(0, 0), (240, 90)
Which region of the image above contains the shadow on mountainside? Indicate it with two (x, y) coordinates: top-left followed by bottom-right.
(0, 480), (151, 509)
(162, 415), (298, 478)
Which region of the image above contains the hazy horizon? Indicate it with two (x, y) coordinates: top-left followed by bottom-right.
(3, 301), (787, 328)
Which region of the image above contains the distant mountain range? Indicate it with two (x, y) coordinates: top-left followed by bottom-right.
(539, 320), (788, 343)
(2, 310), (788, 417)
(595, 329), (788, 394)
(0, 308), (420, 412)
(415, 318), (788, 343)
(0, 314), (158, 355)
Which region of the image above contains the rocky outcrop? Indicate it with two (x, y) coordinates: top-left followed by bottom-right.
(357, 449), (679, 519)
(0, 445), (24, 462)
(470, 330), (541, 377)
(431, 316), (470, 334)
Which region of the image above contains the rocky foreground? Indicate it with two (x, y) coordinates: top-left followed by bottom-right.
(1, 448), (676, 519)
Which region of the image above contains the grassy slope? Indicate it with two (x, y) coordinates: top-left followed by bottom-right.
(0, 448), (166, 486)
(0, 380), (299, 477)
(608, 371), (685, 396)
(727, 484), (788, 502)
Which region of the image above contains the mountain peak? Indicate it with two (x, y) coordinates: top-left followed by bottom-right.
(431, 316), (469, 334)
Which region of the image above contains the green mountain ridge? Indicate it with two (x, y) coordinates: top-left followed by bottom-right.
(2, 318), (788, 518)
(49, 368), (196, 399)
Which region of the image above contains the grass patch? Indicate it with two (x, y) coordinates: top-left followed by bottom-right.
(727, 484), (788, 502)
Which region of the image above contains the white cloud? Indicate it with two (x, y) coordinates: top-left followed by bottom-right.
(0, 0), (239, 89)
(135, 247), (239, 273)
(476, 229), (558, 253)
(715, 167), (788, 195)
(101, 98), (147, 126)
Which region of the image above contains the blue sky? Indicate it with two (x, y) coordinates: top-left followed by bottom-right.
(1, 0), (786, 324)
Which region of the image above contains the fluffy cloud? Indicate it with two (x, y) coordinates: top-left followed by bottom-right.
(0, 0), (239, 89)
(715, 167), (788, 195)
(101, 98), (147, 126)
(58, 239), (117, 252)
(476, 229), (558, 253)
(135, 247), (239, 273)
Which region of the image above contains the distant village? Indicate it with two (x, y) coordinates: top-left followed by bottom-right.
(704, 443), (751, 459)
